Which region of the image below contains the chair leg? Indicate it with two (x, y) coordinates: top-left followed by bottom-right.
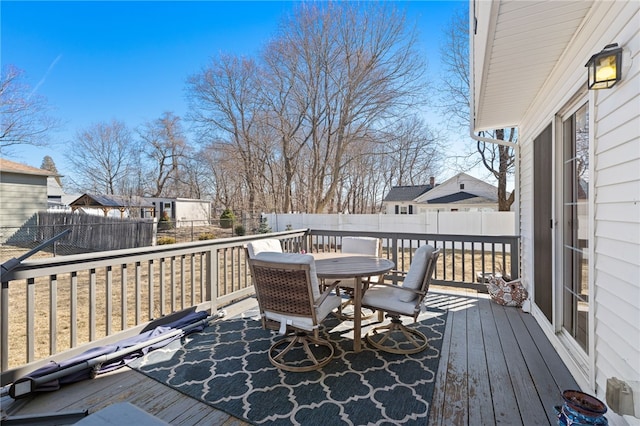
(365, 317), (429, 354)
(269, 331), (334, 372)
(336, 295), (376, 321)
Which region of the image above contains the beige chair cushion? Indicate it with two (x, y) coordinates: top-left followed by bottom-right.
(341, 236), (380, 256)
(340, 237), (381, 285)
(361, 286), (417, 316)
(246, 238), (283, 258)
(398, 244), (434, 302)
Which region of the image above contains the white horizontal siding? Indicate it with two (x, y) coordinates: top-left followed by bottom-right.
(591, 2), (640, 415)
(512, 0), (639, 411)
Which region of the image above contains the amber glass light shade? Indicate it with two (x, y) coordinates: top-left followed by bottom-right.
(585, 43), (622, 90)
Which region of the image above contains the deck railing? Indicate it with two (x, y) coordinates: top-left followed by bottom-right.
(1, 228), (518, 386)
(306, 229), (519, 287)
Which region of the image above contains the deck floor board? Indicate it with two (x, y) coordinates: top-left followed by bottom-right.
(2, 287), (578, 425)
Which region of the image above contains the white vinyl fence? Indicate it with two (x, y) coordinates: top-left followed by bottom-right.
(263, 211), (516, 236)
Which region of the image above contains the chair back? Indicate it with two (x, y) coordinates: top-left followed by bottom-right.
(398, 245), (440, 303)
(341, 236), (380, 256)
(246, 238), (283, 259)
(420, 247), (441, 295)
(248, 253), (320, 327)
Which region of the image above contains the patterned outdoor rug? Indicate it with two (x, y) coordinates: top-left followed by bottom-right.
(129, 309), (447, 425)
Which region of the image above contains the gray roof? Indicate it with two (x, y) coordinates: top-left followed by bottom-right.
(383, 185), (433, 202)
(70, 193), (154, 208)
(426, 192), (496, 204)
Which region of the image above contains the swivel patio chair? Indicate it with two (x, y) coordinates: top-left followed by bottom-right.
(335, 236), (382, 320)
(248, 252), (342, 372)
(361, 244), (440, 354)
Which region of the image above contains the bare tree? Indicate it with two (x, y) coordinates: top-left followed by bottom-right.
(138, 112), (188, 197)
(187, 54), (267, 217)
(187, 2), (436, 215)
(439, 6), (515, 211)
(67, 119), (135, 194)
(282, 2), (429, 212)
(0, 65), (59, 153)
(260, 37), (312, 213)
(382, 117), (443, 187)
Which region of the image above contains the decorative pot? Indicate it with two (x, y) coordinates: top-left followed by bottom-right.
(556, 390), (608, 425)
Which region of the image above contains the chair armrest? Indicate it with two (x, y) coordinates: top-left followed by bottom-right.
(364, 281), (425, 297)
(315, 280), (341, 307)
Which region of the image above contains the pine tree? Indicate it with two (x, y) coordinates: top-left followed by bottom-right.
(41, 155), (62, 186)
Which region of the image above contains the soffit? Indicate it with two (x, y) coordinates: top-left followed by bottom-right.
(473, 0), (594, 131)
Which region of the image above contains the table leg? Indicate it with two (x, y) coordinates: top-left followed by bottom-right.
(353, 276), (362, 352)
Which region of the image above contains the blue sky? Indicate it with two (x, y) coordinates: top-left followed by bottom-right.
(2, 1), (467, 181)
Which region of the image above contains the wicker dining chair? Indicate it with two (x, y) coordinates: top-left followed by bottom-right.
(248, 252), (342, 372)
(361, 244), (441, 354)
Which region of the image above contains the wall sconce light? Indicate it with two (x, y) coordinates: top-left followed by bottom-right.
(585, 43), (623, 90)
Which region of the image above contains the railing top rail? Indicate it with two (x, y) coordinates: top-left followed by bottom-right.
(1, 229), (309, 282)
(307, 229), (520, 243)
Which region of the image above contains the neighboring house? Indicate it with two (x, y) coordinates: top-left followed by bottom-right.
(471, 1), (639, 422)
(0, 158), (57, 240)
(144, 197), (211, 227)
(68, 194), (211, 227)
(382, 173), (501, 214)
(47, 177), (65, 209)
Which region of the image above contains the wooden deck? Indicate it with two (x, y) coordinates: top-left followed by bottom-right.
(2, 287), (577, 425)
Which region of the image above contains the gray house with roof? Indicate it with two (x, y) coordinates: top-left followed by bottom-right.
(382, 173), (502, 214)
(0, 159), (57, 239)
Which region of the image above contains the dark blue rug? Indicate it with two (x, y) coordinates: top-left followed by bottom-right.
(129, 308), (447, 425)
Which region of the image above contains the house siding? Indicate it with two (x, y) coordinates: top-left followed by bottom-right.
(0, 172), (48, 235)
(517, 0), (640, 416)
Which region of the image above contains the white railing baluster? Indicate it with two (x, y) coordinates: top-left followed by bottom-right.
(121, 264), (128, 330)
(1, 281), (8, 371)
(26, 278), (35, 363)
(159, 258), (166, 316)
(135, 261), (141, 325)
(170, 256), (176, 313)
(70, 271), (77, 348)
(50, 275), (57, 356)
(89, 269), (96, 341)
(190, 255), (195, 305)
(148, 260), (155, 320)
(180, 255), (186, 310)
(105, 266), (112, 336)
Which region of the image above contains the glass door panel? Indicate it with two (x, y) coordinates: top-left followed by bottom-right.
(562, 102), (589, 353)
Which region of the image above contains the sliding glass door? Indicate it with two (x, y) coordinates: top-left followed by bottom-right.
(561, 101), (589, 353)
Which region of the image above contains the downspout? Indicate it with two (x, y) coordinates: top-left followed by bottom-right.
(469, 1), (522, 306)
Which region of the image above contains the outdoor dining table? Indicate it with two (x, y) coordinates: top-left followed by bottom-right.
(312, 253), (395, 352)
